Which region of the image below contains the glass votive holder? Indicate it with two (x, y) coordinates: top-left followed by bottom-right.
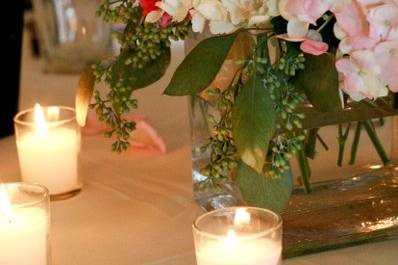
(14, 104), (81, 200)
(0, 182), (50, 265)
(193, 207), (282, 265)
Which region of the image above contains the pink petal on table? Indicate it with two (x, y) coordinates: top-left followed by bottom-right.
(82, 110), (166, 154)
(300, 39), (328, 56)
(81, 110), (108, 136)
(127, 118), (167, 154)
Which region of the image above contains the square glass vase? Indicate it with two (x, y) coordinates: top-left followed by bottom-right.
(189, 95), (398, 258)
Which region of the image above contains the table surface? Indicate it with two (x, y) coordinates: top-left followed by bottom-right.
(1, 31), (398, 265)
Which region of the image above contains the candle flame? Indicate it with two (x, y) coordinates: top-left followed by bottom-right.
(234, 208), (251, 225)
(34, 103), (49, 137)
(0, 184), (14, 223)
(224, 230), (239, 249)
(47, 106), (60, 122)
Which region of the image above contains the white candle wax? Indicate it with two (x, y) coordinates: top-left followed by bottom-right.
(0, 207), (48, 265)
(17, 127), (80, 195)
(196, 234), (281, 265)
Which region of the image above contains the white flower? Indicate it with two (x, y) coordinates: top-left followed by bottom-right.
(159, 0), (192, 22)
(267, 0), (280, 17)
(190, 10), (207, 33)
(209, 21), (237, 34)
(145, 11), (164, 23)
(192, 0), (276, 34)
(221, 0), (259, 25)
(145, 0), (192, 23)
(194, 0), (229, 21)
(192, 0), (235, 34)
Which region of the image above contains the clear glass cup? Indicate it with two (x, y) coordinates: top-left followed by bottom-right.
(193, 207), (282, 265)
(32, 0), (113, 73)
(0, 182), (50, 265)
(14, 106), (81, 200)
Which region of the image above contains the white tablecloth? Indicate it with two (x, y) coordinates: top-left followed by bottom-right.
(1, 31), (397, 265)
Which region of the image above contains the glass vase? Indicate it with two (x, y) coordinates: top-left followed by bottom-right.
(188, 33), (398, 257)
(31, 0), (113, 73)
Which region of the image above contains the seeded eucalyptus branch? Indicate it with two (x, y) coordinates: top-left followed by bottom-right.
(258, 38), (307, 178)
(93, 0), (190, 152)
(198, 85), (239, 189)
(197, 33), (307, 187)
(240, 33), (307, 178)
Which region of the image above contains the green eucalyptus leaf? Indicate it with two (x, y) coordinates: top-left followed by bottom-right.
(164, 32), (239, 96)
(110, 48), (171, 95)
(232, 75), (276, 174)
(294, 53), (342, 112)
(237, 161), (293, 214)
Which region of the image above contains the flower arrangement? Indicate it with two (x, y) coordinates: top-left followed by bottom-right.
(80, 0), (398, 212)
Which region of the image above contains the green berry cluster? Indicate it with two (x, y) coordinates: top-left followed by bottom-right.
(267, 82), (306, 177)
(93, 0), (191, 152)
(98, 1), (190, 69)
(261, 50), (306, 177)
(120, 20), (190, 69)
(277, 50), (305, 76)
(97, 0), (136, 23)
(199, 87), (238, 189)
(90, 90), (137, 153)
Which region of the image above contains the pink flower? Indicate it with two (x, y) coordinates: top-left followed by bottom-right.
(374, 40), (398, 92)
(300, 39), (329, 55)
(338, 35), (379, 54)
(335, 50), (388, 101)
(279, 0), (332, 38)
(332, 0), (368, 37)
(331, 0), (385, 54)
(367, 3), (398, 41)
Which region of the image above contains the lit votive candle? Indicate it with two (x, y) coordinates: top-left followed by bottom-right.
(193, 207), (282, 265)
(14, 104), (81, 199)
(0, 183), (50, 265)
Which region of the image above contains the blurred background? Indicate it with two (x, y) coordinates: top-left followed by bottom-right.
(3, 0), (114, 136)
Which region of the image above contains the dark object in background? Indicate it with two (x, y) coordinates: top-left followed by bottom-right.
(1, 1), (24, 137)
